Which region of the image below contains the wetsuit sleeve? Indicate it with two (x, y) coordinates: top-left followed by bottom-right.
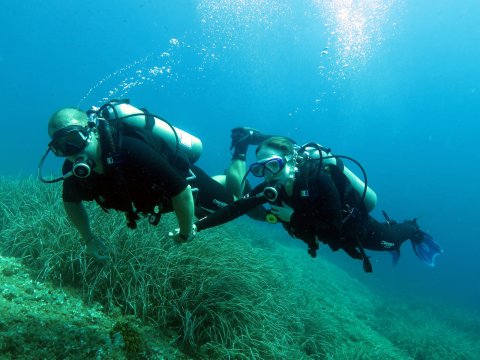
(122, 136), (188, 197)
(195, 184), (268, 231)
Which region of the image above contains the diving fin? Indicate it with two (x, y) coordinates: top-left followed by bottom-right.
(411, 231), (444, 267)
(389, 249), (400, 266)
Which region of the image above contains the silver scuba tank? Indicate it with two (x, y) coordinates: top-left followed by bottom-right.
(101, 101), (203, 164)
(299, 145), (377, 213)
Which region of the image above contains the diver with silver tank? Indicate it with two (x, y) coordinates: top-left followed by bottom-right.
(195, 129), (444, 272)
(39, 100), (265, 261)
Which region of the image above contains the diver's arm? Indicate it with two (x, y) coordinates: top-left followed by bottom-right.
(123, 136), (194, 238)
(64, 200), (110, 261)
(63, 201), (94, 243)
(171, 185), (195, 238)
(195, 194), (267, 231)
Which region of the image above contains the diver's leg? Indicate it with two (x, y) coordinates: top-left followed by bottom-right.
(190, 165), (234, 218)
(362, 216), (443, 266)
(226, 159), (247, 198)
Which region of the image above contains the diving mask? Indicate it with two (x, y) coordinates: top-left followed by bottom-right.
(39, 125), (96, 183)
(250, 156), (286, 177)
(48, 125), (90, 157)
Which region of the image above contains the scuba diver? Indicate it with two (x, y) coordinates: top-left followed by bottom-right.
(195, 133), (444, 272)
(39, 100), (265, 261)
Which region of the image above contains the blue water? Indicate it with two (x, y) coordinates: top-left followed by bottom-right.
(1, 1), (479, 311)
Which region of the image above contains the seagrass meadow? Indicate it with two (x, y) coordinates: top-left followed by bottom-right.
(0, 177), (479, 359)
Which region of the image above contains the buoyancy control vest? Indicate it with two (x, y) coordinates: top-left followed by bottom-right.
(285, 144), (375, 272)
(89, 99), (203, 229)
(296, 143), (377, 213)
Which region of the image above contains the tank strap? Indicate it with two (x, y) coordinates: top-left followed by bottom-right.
(334, 156), (344, 172)
(94, 99), (196, 229)
(140, 107), (156, 131)
(96, 105), (139, 229)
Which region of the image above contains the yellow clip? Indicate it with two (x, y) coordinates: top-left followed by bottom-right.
(266, 213), (278, 224)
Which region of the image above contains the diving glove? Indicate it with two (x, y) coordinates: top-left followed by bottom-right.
(230, 127), (267, 150)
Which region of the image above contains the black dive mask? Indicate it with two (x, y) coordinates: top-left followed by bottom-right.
(48, 125), (90, 157)
(39, 126), (96, 183)
(250, 156), (286, 177)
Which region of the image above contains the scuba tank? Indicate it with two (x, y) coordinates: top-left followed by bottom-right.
(297, 143), (377, 213)
(97, 99), (203, 164)
(91, 99), (203, 228)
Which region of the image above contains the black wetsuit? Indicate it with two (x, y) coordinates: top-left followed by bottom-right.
(63, 133), (264, 225)
(63, 135), (188, 214)
(196, 160), (420, 272)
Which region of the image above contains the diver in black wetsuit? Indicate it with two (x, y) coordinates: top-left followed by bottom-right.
(39, 101), (264, 262)
(196, 133), (443, 272)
